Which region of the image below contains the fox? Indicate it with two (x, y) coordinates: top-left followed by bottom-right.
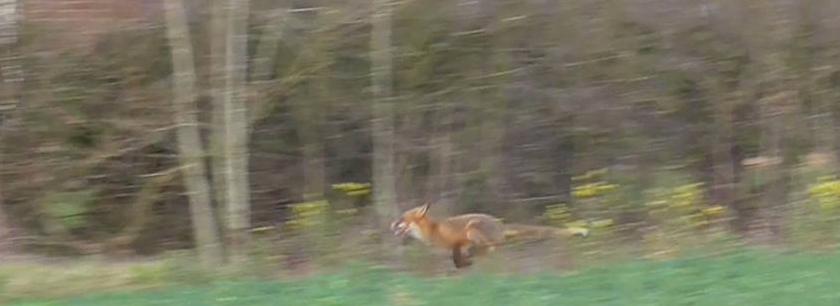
(390, 202), (589, 269)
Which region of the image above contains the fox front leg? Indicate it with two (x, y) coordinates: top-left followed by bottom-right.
(452, 244), (473, 269)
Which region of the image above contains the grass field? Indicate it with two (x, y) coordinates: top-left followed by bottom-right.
(8, 249), (840, 306)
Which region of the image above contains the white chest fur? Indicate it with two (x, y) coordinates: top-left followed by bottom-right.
(407, 223), (429, 244)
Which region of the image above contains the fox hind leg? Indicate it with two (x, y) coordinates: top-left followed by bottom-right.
(465, 220), (491, 244)
(465, 221), (497, 257)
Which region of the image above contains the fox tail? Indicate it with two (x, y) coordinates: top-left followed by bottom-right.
(502, 223), (589, 242)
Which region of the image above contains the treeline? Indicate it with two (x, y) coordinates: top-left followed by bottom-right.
(1, 0), (839, 260)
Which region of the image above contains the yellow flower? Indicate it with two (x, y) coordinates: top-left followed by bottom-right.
(702, 205), (726, 218)
(565, 220), (589, 228)
(592, 219), (614, 228)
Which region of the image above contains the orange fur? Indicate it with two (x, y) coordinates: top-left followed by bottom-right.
(390, 203), (588, 269)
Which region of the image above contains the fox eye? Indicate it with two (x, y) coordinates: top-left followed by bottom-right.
(391, 219), (407, 230)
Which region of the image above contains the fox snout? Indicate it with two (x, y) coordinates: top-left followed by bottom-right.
(390, 219), (408, 236)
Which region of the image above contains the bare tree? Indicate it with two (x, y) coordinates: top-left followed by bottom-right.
(370, 0), (398, 228)
(210, 0), (229, 247)
(0, 0), (20, 255)
(222, 0), (253, 263)
(250, 5), (289, 81)
(0, 0), (20, 117)
(164, 0), (224, 266)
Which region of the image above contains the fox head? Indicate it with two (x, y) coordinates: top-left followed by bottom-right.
(390, 203), (431, 240)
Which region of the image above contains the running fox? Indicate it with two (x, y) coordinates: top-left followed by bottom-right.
(390, 202), (589, 269)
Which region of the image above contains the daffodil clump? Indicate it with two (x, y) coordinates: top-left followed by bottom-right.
(637, 182), (728, 259)
(803, 176), (840, 245)
(332, 182), (372, 198)
(284, 182), (374, 260)
(543, 203), (614, 230)
(573, 169), (620, 215)
(808, 176), (840, 215)
(284, 198), (348, 263)
(543, 169), (618, 235)
(286, 200), (330, 232)
(329, 182), (372, 214)
(645, 182), (727, 232)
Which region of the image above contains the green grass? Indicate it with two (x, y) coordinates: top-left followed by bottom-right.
(9, 249), (840, 306)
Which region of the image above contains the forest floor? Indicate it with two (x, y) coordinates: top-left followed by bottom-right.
(4, 247), (839, 306)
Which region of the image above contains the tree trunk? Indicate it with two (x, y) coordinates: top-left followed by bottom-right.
(287, 80), (326, 202)
(296, 80), (327, 202)
(762, 109), (788, 244)
(250, 7), (288, 81)
(370, 0), (397, 227)
(0, 140), (10, 255)
(476, 44), (509, 212)
(292, 8), (327, 203)
(301, 141), (326, 201)
(210, 0), (228, 248)
(0, 0), (21, 123)
(0, 202), (8, 255)
(832, 90), (840, 174)
(164, 0), (225, 267)
(430, 102), (455, 215)
(222, 0), (253, 263)
(554, 113), (575, 208)
(0, 0), (20, 256)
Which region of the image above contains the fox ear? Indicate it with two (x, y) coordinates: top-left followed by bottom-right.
(418, 202), (431, 216)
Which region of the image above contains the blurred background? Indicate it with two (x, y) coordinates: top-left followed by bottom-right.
(1, 0), (840, 304)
